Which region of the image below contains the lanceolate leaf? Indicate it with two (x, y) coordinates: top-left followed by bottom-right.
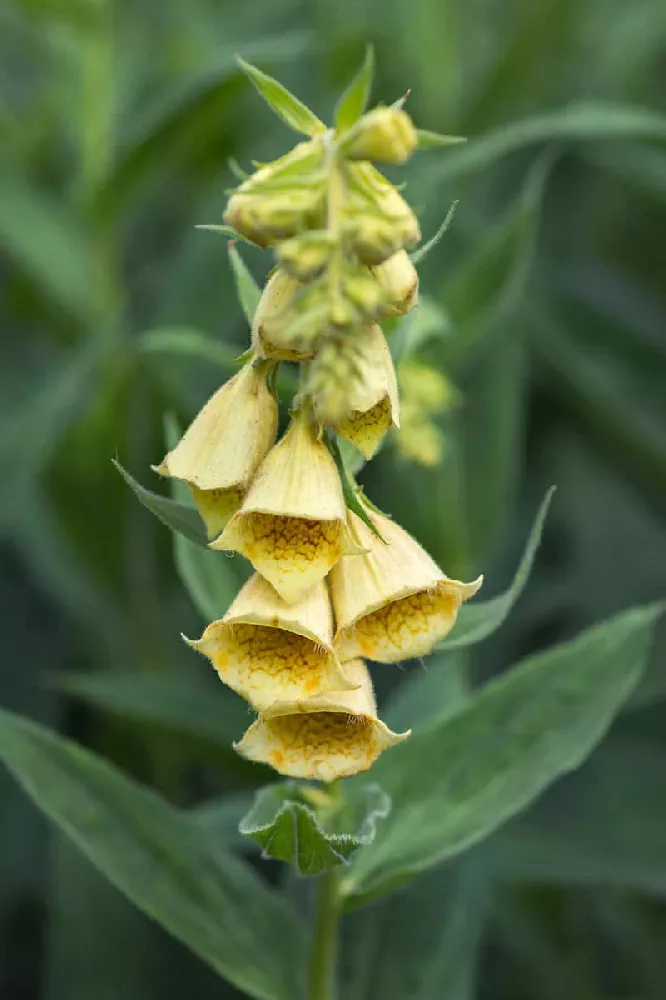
(0, 709), (306, 1000)
(240, 782), (390, 876)
(113, 460), (208, 548)
(335, 44), (375, 134)
(136, 327), (240, 372)
(237, 57), (325, 136)
(228, 242), (262, 324)
(343, 603), (663, 903)
(410, 202), (458, 265)
(439, 487), (555, 650)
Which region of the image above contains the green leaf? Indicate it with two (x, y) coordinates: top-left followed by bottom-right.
(136, 327), (240, 372)
(342, 863), (487, 999)
(228, 242), (262, 324)
(439, 487), (555, 650)
(334, 44), (374, 134)
(416, 128), (467, 150)
(237, 56), (325, 136)
(385, 650), (470, 733)
(240, 782), (390, 876)
(0, 339), (102, 529)
(196, 223), (255, 245)
(53, 671), (252, 769)
(425, 100), (666, 187)
(0, 175), (103, 323)
(490, 736), (666, 898)
(342, 602), (663, 903)
(0, 708), (306, 1000)
(409, 201), (458, 265)
(113, 460), (208, 548)
(164, 415), (250, 621)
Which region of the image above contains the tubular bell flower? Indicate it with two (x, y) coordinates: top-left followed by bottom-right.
(185, 573), (353, 711)
(234, 658), (408, 781)
(153, 361), (278, 540)
(252, 268), (314, 361)
(331, 506), (482, 663)
(332, 324), (400, 459)
(212, 409), (360, 604)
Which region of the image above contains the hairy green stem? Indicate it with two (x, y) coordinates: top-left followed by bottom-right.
(308, 868), (341, 1000)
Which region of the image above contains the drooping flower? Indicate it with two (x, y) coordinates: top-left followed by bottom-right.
(185, 573), (353, 711)
(212, 409), (360, 604)
(331, 505), (482, 663)
(234, 658), (408, 781)
(331, 324), (400, 459)
(153, 362), (278, 540)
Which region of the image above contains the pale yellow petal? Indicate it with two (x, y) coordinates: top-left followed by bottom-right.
(186, 574), (354, 710)
(331, 508), (482, 662)
(234, 659), (408, 781)
(212, 413), (359, 603)
(333, 325), (400, 459)
(190, 485), (243, 540)
(154, 362), (278, 492)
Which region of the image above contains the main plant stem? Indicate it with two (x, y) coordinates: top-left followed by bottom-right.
(308, 868), (341, 1000)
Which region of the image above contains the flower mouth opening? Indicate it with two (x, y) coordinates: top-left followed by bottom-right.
(336, 396), (393, 459)
(216, 623), (342, 708)
(219, 512), (343, 603)
(191, 485), (244, 540)
(252, 712), (379, 781)
(337, 584), (461, 663)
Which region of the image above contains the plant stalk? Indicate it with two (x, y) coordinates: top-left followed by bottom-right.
(308, 868), (341, 1000)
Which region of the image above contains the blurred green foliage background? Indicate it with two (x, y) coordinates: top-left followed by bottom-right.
(1, 0), (665, 996)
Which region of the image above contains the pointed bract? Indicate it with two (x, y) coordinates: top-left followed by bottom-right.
(235, 658), (408, 781)
(186, 574), (353, 711)
(212, 412), (360, 603)
(331, 506), (482, 662)
(153, 363), (278, 539)
(332, 324), (400, 459)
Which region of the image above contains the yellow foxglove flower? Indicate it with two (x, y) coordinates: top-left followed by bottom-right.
(331, 507), (482, 662)
(235, 658), (408, 781)
(212, 411), (360, 604)
(153, 362), (278, 540)
(332, 324), (400, 459)
(342, 107), (418, 164)
(372, 250), (419, 316)
(185, 573), (353, 711)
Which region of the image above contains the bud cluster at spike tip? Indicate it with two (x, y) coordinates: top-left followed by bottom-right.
(150, 60), (481, 783)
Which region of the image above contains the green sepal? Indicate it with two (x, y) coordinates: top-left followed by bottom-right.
(410, 201), (458, 265)
(327, 434), (386, 542)
(227, 241), (261, 324)
(113, 460), (208, 548)
(439, 487), (556, 650)
(237, 56), (325, 136)
(416, 128), (467, 150)
(240, 781), (391, 876)
(334, 44), (375, 134)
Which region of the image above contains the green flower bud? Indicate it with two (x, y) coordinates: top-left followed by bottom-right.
(224, 186), (325, 248)
(342, 267), (386, 319)
(276, 231), (335, 280)
(344, 163), (421, 264)
(254, 270), (331, 360)
(341, 107), (417, 165)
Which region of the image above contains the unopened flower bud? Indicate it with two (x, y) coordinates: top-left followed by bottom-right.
(345, 163), (421, 264)
(276, 231), (334, 280)
(255, 271), (332, 360)
(306, 330), (364, 426)
(212, 410), (361, 604)
(342, 107), (417, 164)
(372, 250), (419, 316)
(153, 362), (278, 540)
(342, 267), (386, 319)
(224, 187), (325, 248)
(235, 658), (408, 781)
(331, 505), (482, 663)
(186, 573), (353, 711)
(333, 324), (400, 459)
